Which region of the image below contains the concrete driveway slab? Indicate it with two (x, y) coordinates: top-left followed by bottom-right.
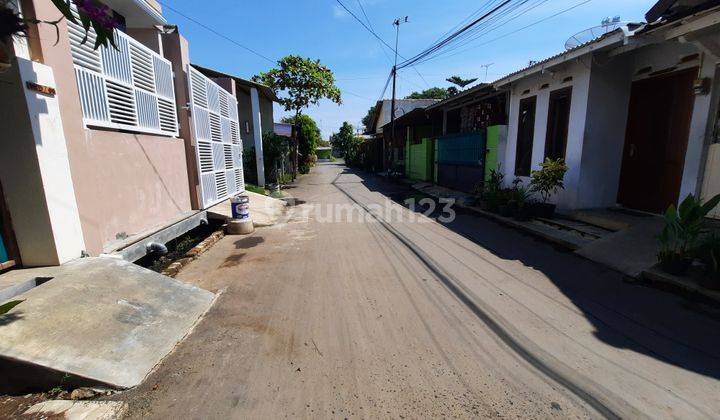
(0, 257), (214, 390)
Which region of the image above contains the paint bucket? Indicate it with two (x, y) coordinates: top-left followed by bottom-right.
(231, 195), (250, 220)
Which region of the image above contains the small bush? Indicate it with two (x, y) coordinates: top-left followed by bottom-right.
(530, 158), (567, 203)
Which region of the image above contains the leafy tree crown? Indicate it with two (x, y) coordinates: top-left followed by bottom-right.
(446, 76), (478, 88)
(253, 55), (341, 115)
(405, 87), (450, 100)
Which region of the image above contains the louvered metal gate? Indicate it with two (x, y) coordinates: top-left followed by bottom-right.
(187, 66), (244, 209)
(68, 6), (179, 137)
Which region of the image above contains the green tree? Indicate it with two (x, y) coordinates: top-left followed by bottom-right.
(445, 76), (478, 97)
(405, 87), (450, 100)
(282, 115), (321, 174)
(330, 122), (355, 157)
(446, 75), (478, 89)
(243, 131), (291, 185)
(361, 104), (378, 133)
(253, 56), (341, 177)
(344, 136), (366, 168)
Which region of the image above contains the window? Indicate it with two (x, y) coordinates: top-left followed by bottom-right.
(515, 96), (536, 176)
(545, 88), (572, 160)
(446, 108), (461, 134)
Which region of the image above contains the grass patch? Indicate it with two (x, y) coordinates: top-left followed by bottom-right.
(245, 183), (268, 196)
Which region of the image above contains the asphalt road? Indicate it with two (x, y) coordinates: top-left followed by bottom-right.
(117, 163), (720, 419)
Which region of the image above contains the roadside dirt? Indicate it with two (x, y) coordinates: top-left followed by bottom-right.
(113, 166), (593, 419)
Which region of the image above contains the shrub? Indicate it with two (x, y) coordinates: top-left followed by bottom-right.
(658, 193), (720, 266)
(530, 158), (567, 203)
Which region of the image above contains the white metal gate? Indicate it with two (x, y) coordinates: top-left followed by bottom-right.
(187, 66), (244, 208)
(68, 6), (178, 137)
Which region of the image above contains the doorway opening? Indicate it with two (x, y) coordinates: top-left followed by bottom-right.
(617, 67), (697, 213)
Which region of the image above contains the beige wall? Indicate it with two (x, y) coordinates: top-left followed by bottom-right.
(30, 0), (192, 255)
(162, 32), (201, 210)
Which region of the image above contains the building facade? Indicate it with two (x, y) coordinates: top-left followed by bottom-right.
(496, 4), (720, 214)
(0, 0), (245, 268)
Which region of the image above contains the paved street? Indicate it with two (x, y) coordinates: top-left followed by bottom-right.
(116, 163), (720, 419)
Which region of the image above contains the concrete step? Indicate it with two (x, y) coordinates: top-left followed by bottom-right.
(0, 257), (214, 393)
(535, 217), (614, 240)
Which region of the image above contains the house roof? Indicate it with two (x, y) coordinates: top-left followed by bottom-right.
(367, 99), (440, 133)
(191, 64), (279, 102)
(646, 0), (720, 22)
(425, 83), (500, 111)
(492, 27), (637, 87)
(379, 108), (429, 130)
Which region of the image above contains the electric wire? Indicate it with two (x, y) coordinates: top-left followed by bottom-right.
(156, 0), (276, 64)
(397, 0), (518, 69)
(336, 0), (430, 87)
(415, 0), (596, 68)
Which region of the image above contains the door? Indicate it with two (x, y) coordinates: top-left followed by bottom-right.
(187, 66), (245, 209)
(617, 68), (696, 213)
(515, 96), (537, 176)
(545, 88), (572, 160)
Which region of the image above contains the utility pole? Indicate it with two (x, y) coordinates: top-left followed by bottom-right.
(389, 16), (407, 175)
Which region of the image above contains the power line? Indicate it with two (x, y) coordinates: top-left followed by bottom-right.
(355, 0), (394, 66)
(397, 0), (517, 69)
(334, 0), (397, 53)
(157, 1), (276, 64)
(411, 0), (551, 66)
(336, 0), (430, 88)
(414, 0), (595, 68)
(342, 90), (375, 101)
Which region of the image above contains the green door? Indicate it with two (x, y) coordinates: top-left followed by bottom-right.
(485, 125), (502, 181)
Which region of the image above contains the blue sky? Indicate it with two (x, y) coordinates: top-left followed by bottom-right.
(163, 0), (654, 138)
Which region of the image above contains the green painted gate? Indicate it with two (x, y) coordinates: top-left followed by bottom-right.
(485, 125), (502, 181)
(405, 138), (434, 181)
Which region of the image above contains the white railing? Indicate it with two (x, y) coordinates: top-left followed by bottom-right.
(68, 18), (179, 137)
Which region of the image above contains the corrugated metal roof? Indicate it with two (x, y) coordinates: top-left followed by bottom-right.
(369, 99), (440, 133)
(492, 28), (631, 86)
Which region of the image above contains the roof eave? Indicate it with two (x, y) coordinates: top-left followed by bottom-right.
(492, 32), (627, 88)
(191, 64), (280, 103)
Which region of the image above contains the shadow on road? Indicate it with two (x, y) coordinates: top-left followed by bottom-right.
(336, 165), (720, 381)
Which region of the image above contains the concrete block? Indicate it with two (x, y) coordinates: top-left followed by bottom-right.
(24, 400), (128, 419)
(227, 219), (254, 235)
(0, 257), (214, 390)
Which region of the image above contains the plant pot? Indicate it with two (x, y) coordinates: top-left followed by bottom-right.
(534, 202), (556, 219)
(659, 257), (692, 276)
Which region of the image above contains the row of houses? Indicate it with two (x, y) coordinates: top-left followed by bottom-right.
(364, 0), (720, 217)
(0, 0), (285, 270)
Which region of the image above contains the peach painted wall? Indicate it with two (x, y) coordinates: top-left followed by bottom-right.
(31, 1), (192, 255)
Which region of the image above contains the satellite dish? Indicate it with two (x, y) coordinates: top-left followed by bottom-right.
(565, 16), (624, 50)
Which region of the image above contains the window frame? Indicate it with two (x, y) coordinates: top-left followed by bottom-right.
(544, 87), (573, 160)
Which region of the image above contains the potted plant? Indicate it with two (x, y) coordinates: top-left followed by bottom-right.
(658, 194), (720, 275)
(529, 158), (568, 218)
(482, 167), (507, 213)
(508, 180), (534, 221)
